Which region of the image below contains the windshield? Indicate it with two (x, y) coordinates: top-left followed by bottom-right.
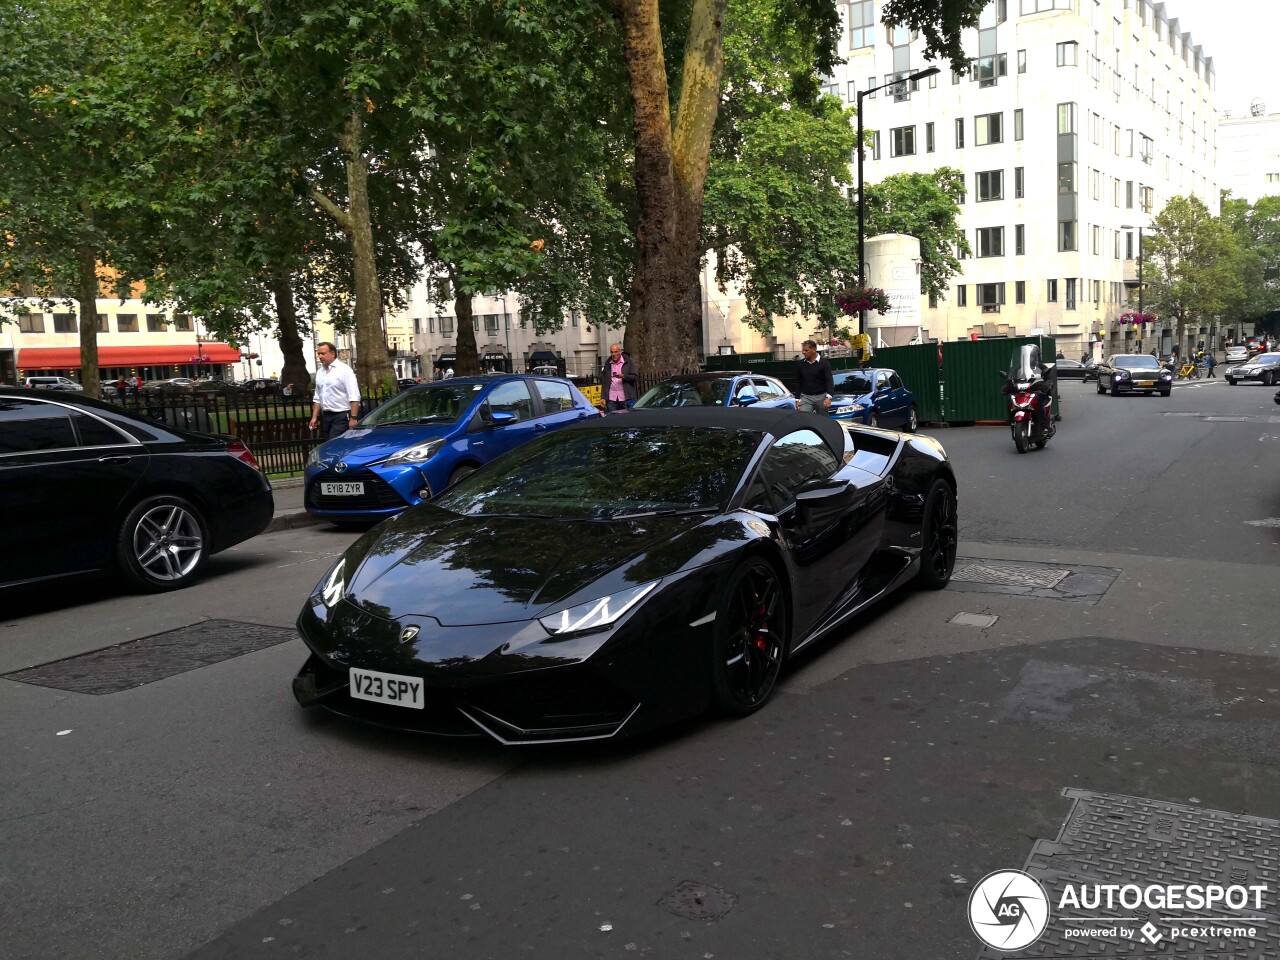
(1255, 355), (1280, 365)
(833, 373), (873, 395)
(1115, 355), (1159, 369)
(433, 426), (761, 519)
(363, 383), (483, 426)
(634, 378), (733, 408)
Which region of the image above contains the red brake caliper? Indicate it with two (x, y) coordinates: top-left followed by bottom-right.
(753, 596), (768, 651)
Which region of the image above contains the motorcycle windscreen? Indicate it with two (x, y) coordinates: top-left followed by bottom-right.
(1010, 344), (1043, 382)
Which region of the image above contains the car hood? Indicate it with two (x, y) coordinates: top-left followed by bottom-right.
(1114, 366), (1164, 376)
(830, 388), (873, 404)
(312, 423), (459, 468)
(344, 506), (739, 625)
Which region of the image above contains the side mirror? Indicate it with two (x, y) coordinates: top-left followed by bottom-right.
(737, 393), (759, 407)
(478, 405), (518, 428)
(794, 478), (855, 533)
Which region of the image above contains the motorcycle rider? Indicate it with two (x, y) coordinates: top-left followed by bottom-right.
(1002, 343), (1056, 434)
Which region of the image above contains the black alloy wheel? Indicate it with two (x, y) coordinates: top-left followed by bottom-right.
(117, 495), (209, 591)
(917, 478), (958, 590)
(711, 559), (789, 716)
(1096, 379), (1106, 394)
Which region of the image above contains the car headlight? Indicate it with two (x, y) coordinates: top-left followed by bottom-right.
(384, 438), (444, 467)
(539, 580), (661, 637)
(307, 445), (322, 467)
(1160, 373), (1172, 380)
(318, 557), (346, 608)
(1115, 371), (1128, 380)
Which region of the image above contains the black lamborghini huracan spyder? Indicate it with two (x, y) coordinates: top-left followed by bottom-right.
(293, 408), (957, 744)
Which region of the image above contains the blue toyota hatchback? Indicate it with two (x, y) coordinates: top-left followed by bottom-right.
(305, 375), (600, 522)
(827, 368), (917, 431)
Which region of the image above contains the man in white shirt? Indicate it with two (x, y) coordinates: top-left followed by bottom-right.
(309, 342), (362, 440)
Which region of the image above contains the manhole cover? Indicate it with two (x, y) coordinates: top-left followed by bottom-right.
(1245, 518), (1280, 528)
(952, 562), (1071, 589)
(659, 881), (738, 921)
(4, 620), (296, 695)
(977, 789), (1280, 958)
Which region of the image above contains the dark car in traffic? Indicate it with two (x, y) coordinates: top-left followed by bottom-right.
(1095, 354), (1173, 396)
(305, 375), (600, 523)
(0, 389), (273, 591)
(632, 372), (797, 411)
(827, 368), (917, 429)
(1225, 353), (1280, 386)
(292, 408), (958, 743)
(1053, 358), (1087, 380)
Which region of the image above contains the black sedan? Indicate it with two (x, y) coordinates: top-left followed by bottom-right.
(0, 389), (274, 591)
(1225, 353), (1280, 386)
(1095, 354), (1173, 396)
(1053, 358), (1088, 380)
(292, 408), (958, 743)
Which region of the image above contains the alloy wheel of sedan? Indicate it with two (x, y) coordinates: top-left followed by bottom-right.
(906, 406), (918, 432)
(118, 495), (208, 591)
(712, 559), (788, 716)
(867, 411), (879, 427)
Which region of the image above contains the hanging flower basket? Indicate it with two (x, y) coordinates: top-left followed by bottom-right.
(835, 286), (892, 316)
(1119, 311), (1157, 325)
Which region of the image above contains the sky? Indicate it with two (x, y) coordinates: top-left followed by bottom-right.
(1165, 0), (1278, 116)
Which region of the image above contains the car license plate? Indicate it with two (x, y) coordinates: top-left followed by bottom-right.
(1138, 381), (1155, 387)
(349, 667), (424, 709)
(321, 481), (364, 496)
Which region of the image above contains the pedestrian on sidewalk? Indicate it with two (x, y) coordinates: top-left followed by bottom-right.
(794, 340), (834, 414)
(601, 342), (637, 412)
(309, 342), (362, 439)
(1205, 352), (1216, 378)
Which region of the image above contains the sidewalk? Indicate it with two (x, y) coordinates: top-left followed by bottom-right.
(266, 478), (318, 533)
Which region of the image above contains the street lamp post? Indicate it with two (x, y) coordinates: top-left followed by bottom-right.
(856, 66), (939, 341)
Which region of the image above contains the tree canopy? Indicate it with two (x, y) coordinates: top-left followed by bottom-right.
(1143, 195), (1245, 335)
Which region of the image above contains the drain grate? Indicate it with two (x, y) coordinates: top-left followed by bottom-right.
(659, 881), (738, 921)
(977, 789), (1280, 958)
(4, 620), (296, 695)
(952, 562), (1071, 589)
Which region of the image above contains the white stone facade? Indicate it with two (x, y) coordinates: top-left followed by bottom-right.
(1218, 110), (1280, 204)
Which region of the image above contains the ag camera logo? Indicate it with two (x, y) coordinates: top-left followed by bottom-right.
(968, 869), (1051, 951)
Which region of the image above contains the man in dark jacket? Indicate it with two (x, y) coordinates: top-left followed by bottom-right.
(794, 340), (834, 414)
(601, 343), (638, 412)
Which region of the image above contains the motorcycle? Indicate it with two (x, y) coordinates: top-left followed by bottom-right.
(1000, 344), (1056, 454)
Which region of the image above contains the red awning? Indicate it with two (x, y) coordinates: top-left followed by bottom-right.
(17, 344), (244, 370)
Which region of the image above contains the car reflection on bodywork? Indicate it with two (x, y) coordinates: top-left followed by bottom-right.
(293, 408), (958, 744)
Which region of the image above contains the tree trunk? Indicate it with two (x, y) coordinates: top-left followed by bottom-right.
(75, 236), (101, 397)
(453, 277), (478, 376)
(271, 270), (310, 393)
(451, 269), (480, 376)
(341, 109), (395, 395)
(619, 0), (726, 375)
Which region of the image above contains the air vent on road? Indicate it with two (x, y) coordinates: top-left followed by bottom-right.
(948, 558), (1119, 604)
(953, 562), (1070, 589)
(4, 620), (296, 695)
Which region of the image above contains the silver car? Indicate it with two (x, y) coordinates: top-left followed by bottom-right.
(1225, 345), (1249, 365)
(23, 375), (84, 392)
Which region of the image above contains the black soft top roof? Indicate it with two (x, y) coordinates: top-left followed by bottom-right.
(567, 407), (846, 457)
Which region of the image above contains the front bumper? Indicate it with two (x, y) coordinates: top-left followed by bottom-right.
(304, 465), (423, 520)
(1112, 377), (1170, 392)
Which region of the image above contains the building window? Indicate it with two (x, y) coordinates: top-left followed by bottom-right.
(1139, 184), (1154, 213)
(485, 314), (499, 333)
(173, 314), (192, 332)
(926, 122), (935, 153)
(847, 80), (858, 102)
(1057, 162), (1076, 195)
(1093, 279), (1101, 302)
(428, 316), (435, 334)
(976, 227), (1005, 258)
(18, 312), (44, 333)
(1057, 102), (1076, 134)
(849, 0), (873, 48)
(1014, 109), (1023, 141)
(1058, 221), (1077, 252)
(1065, 277), (1077, 310)
(891, 125), (916, 157)
(871, 130), (880, 160)
(1125, 180), (1134, 208)
(115, 314), (137, 332)
(1047, 279), (1058, 302)
(1091, 168), (1101, 200)
(1017, 49), (1026, 73)
(1022, 0), (1072, 12)
(929, 290), (938, 308)
(978, 283), (1006, 313)
(413, 317), (421, 334)
(1267, 173), (1280, 184)
(956, 285), (968, 307)
(975, 112), (1003, 145)
(866, 76), (876, 99)
(955, 118), (964, 148)
(1015, 224), (1025, 255)
(96, 315), (108, 333)
(1014, 167), (1024, 198)
(1139, 133), (1154, 163)
(1015, 280), (1026, 304)
(442, 318), (455, 336)
(146, 314), (167, 332)
(1092, 225), (1101, 255)
(1056, 41), (1078, 66)
(976, 170), (1004, 201)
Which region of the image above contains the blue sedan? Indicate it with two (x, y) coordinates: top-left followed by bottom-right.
(305, 376), (600, 522)
(827, 368), (917, 431)
(632, 372), (798, 410)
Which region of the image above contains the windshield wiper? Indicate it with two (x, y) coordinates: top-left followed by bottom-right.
(608, 507), (719, 521)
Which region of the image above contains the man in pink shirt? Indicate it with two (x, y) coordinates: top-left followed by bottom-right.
(600, 342), (637, 412)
